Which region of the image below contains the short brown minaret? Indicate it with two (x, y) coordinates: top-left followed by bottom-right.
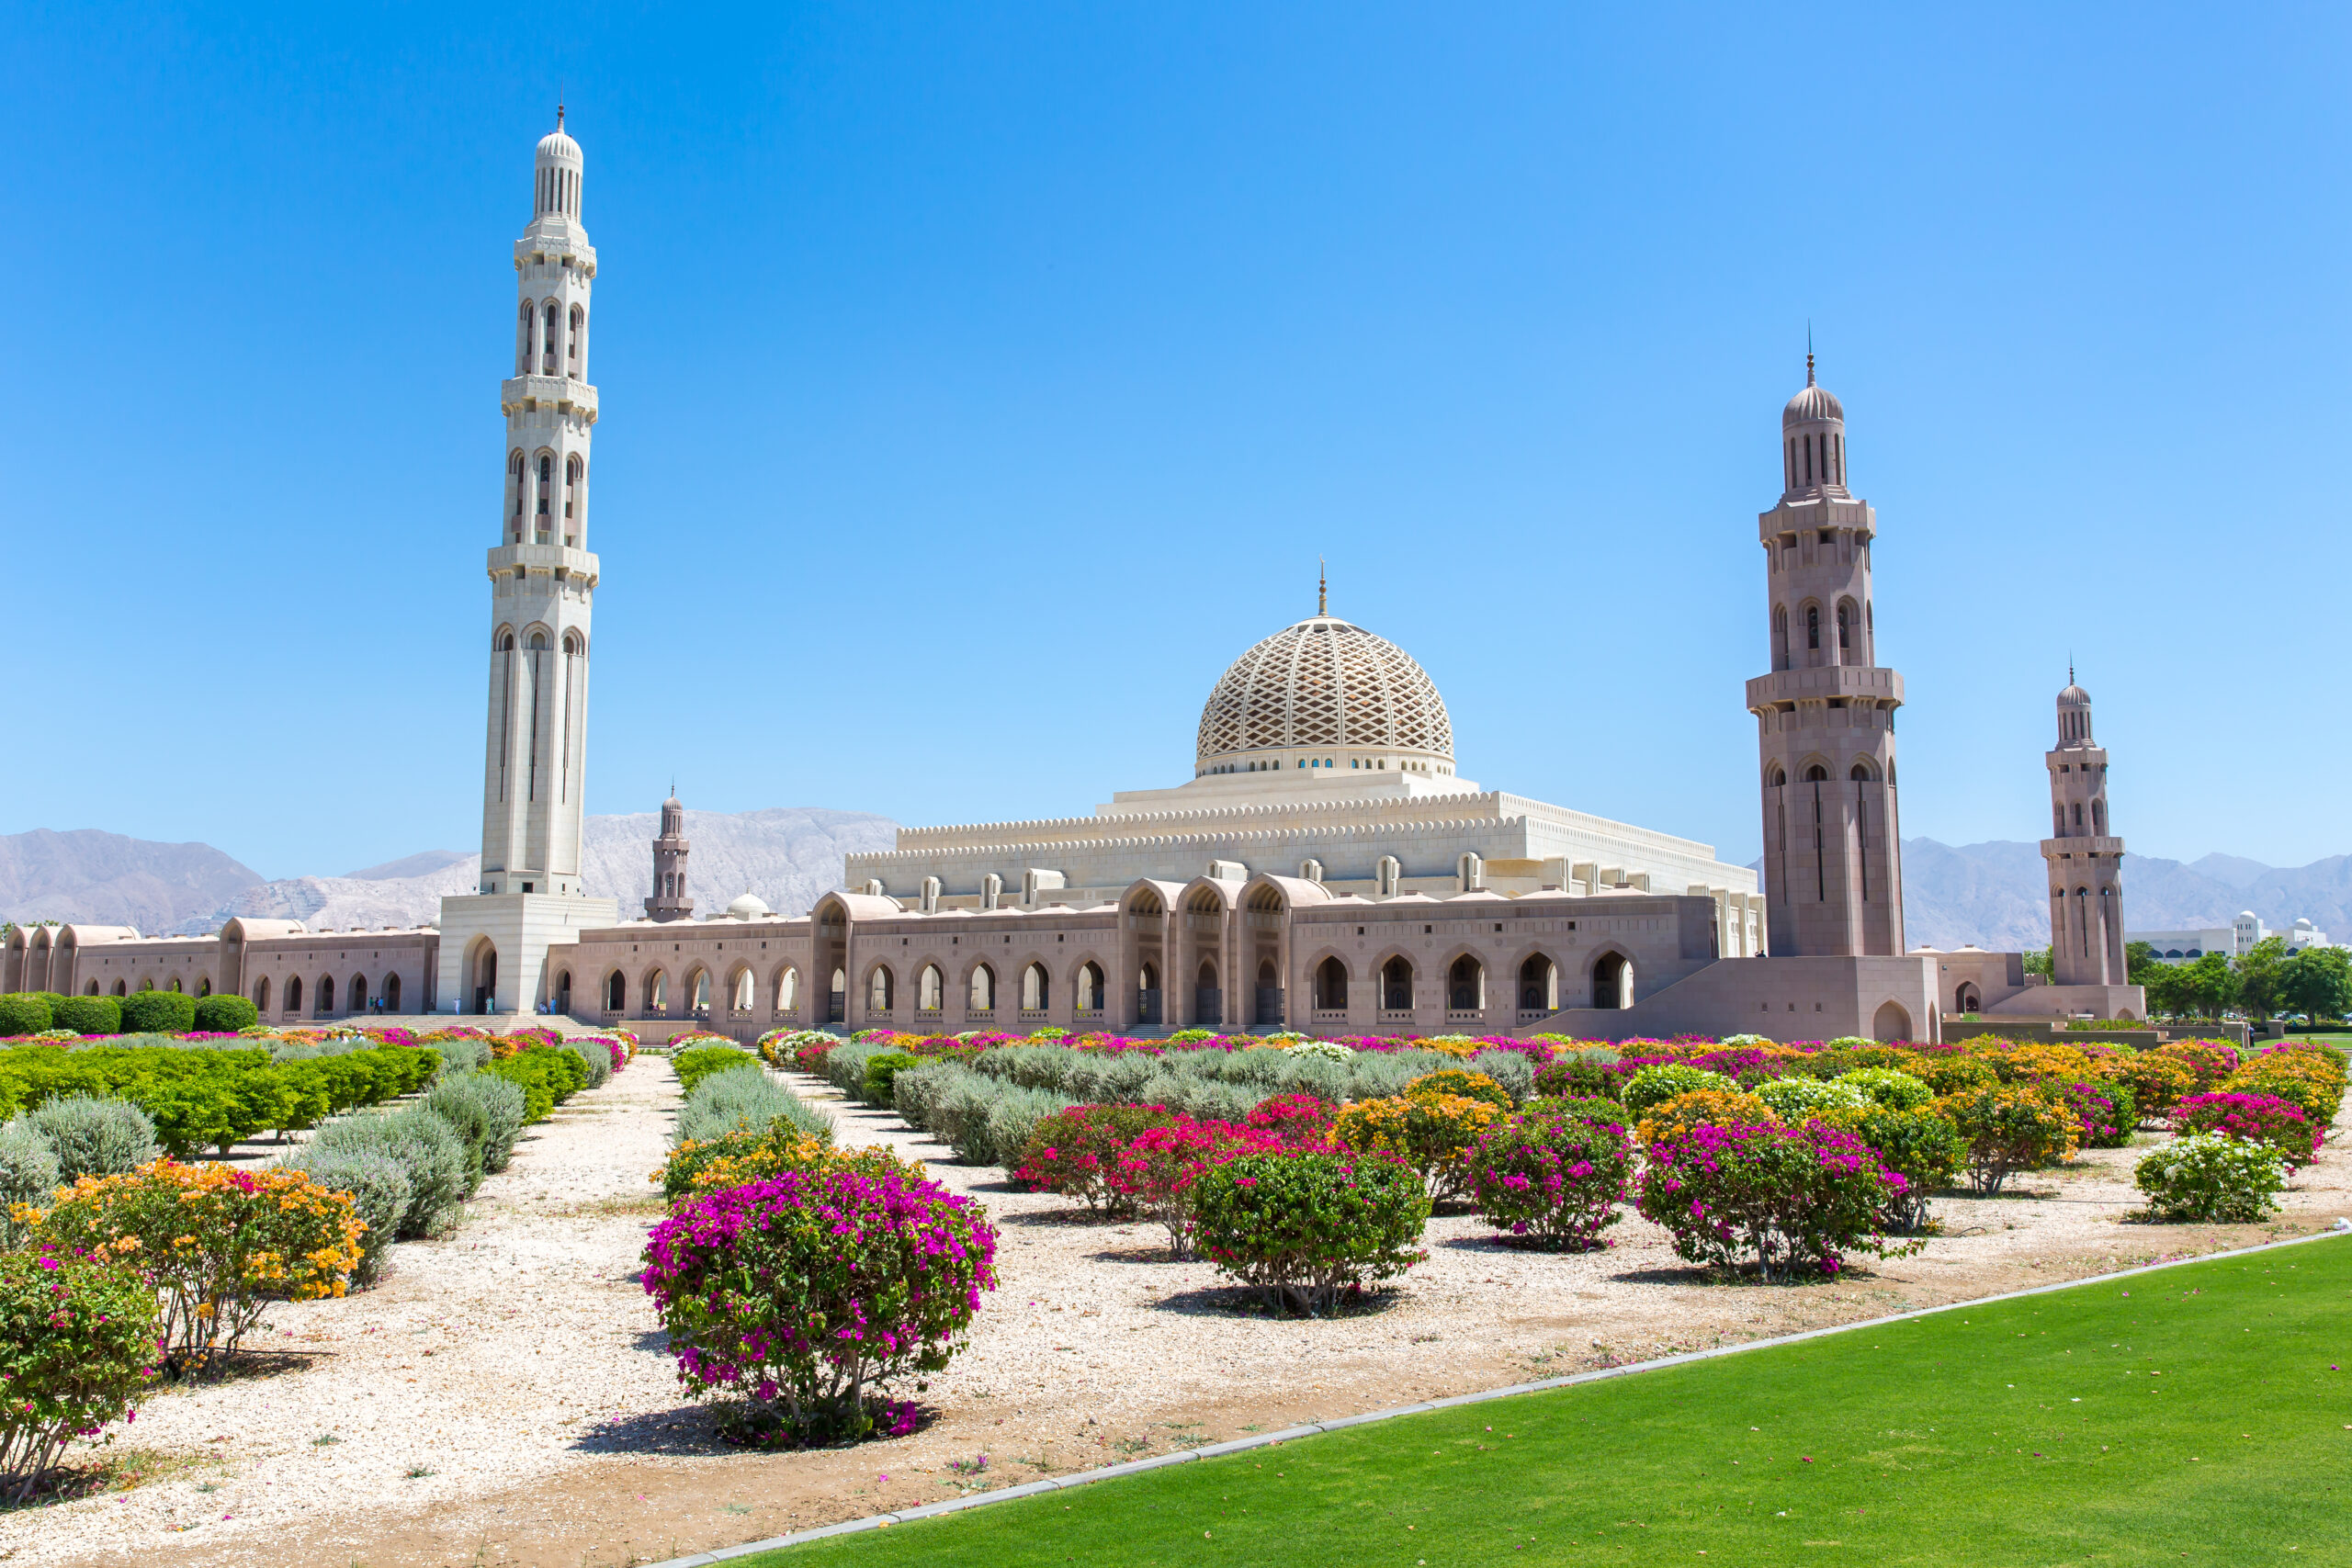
(2041, 674), (2127, 984)
(1747, 355), (1906, 957)
(644, 792), (694, 922)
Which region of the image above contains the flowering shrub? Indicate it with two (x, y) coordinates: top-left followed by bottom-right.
(1937, 1087), (2078, 1195)
(1108, 1118), (1279, 1257)
(1914, 1055), (2001, 1097)
(0, 1247), (160, 1502)
(1403, 1069), (1513, 1111)
(1464, 1104), (1634, 1250)
(1818, 1103), (1964, 1232)
(641, 1167), (998, 1444)
(2098, 1051), (2196, 1122)
(1282, 1041), (1354, 1065)
(1188, 1148), (1430, 1314)
(2154, 1040), (2241, 1092)
(655, 1122), (908, 1206)
(1622, 1064), (1738, 1116)
(1754, 1077), (1868, 1122)
(32, 1161), (365, 1376)
(1012, 1105), (1177, 1212)
(2170, 1092), (2322, 1169)
(1836, 1067), (1936, 1112)
(1532, 1055), (1623, 1102)
(2050, 1079), (2138, 1148)
(1329, 1093), (1502, 1201)
(2134, 1134), (2286, 1224)
(1244, 1093), (1338, 1146)
(1634, 1119), (1912, 1281)
(757, 1028), (837, 1069)
(2223, 1046), (2346, 1126)
(1634, 1089), (1773, 1146)
(1992, 1043), (2097, 1084)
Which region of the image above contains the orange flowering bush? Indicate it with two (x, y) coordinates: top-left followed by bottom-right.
(1329, 1093), (1501, 1201)
(654, 1127), (918, 1208)
(29, 1160), (364, 1378)
(1403, 1068), (1513, 1111)
(1990, 1043), (2096, 1084)
(1635, 1089), (1774, 1146)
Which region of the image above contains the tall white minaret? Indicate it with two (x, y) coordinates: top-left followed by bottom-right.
(2041, 673), (2128, 986)
(437, 112), (619, 1016)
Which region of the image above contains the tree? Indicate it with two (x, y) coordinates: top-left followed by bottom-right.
(2022, 946), (2053, 980)
(2234, 936), (2290, 1024)
(2125, 941), (2165, 987)
(2174, 953), (2240, 1021)
(2278, 945), (2352, 1023)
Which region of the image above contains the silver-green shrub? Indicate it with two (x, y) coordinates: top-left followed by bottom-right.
(822, 1042), (885, 1097)
(0, 1122), (61, 1247)
(1063, 1053), (1162, 1104)
(286, 1147), (412, 1283)
(892, 1062), (975, 1131)
(973, 1085), (1078, 1167)
(424, 1038), (492, 1074)
(675, 1070), (832, 1147)
(310, 1107), (469, 1238)
(1467, 1050), (1537, 1106)
(27, 1095), (159, 1181)
(563, 1041), (613, 1090)
(424, 1073), (529, 1177)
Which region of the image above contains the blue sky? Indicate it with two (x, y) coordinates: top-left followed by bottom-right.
(5, 3), (2347, 879)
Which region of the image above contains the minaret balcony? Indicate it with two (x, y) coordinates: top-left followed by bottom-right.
(501, 376), (598, 421)
(2040, 836), (2125, 859)
(1746, 665), (1904, 712)
(487, 541), (600, 583)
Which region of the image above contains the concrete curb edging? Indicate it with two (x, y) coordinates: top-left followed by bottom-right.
(642, 1222), (2352, 1567)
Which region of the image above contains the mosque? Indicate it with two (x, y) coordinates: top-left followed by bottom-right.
(2, 117), (2143, 1039)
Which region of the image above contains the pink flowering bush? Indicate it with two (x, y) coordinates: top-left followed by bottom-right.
(1107, 1118), (1279, 1258)
(1013, 1105), (1177, 1212)
(1245, 1093), (1340, 1146)
(1188, 1148), (1430, 1314)
(2170, 1091), (2323, 1169)
(640, 1167), (998, 1444)
(1464, 1104), (1634, 1250)
(0, 1247), (160, 1502)
(2050, 1079), (2138, 1148)
(1634, 1119), (1915, 1282)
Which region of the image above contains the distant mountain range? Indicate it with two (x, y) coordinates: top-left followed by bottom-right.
(0, 809), (900, 935)
(5, 821), (2346, 952)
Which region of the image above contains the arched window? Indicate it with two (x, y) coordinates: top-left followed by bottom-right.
(1806, 604), (1820, 651)
(1765, 762), (1786, 787)
(1021, 962), (1049, 1011)
(564, 455), (582, 525)
(542, 301), (560, 373)
(1519, 955), (1557, 1011)
(517, 300), (535, 374)
(253, 976), (269, 1010)
(1591, 952), (1631, 1010)
(1313, 955), (1348, 1010)
(868, 965), (894, 1013)
(567, 304), (583, 375)
(113, 978), (128, 997)
(650, 971), (669, 1011)
(918, 964), (944, 1011)
(198, 976), (211, 998)
(1804, 763), (1828, 783)
(384, 972), (401, 1012)
(166, 976), (182, 994)
(1850, 761), (1872, 782)
(2092, 799), (2105, 833)
(775, 966), (797, 1012)
(1771, 604), (1790, 670)
(1836, 602), (1851, 659)
(606, 970), (627, 1011)
(969, 963), (996, 1012)
(1380, 955), (1413, 1010)
(2072, 802), (2084, 827)
(1446, 955), (1484, 1011)
(536, 454), (553, 528)
(732, 969), (754, 1012)
(1077, 962), (1103, 1011)
(351, 973), (367, 1012)
(286, 976), (303, 1015)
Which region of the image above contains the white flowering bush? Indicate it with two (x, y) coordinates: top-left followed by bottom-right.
(2133, 1133), (2286, 1224)
(1754, 1077), (1869, 1121)
(1283, 1041), (1354, 1065)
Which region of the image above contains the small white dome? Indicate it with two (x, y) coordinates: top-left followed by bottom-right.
(537, 126), (582, 165)
(725, 892), (771, 921)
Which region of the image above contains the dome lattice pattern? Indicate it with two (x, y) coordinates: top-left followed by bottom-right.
(1194, 616), (1453, 766)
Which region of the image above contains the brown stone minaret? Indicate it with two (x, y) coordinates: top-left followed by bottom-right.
(2041, 675), (2127, 984)
(1747, 355), (1905, 956)
(644, 792), (694, 922)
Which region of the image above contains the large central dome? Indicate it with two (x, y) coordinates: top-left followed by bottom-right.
(1194, 615), (1454, 774)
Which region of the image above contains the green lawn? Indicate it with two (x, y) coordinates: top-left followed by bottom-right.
(742, 1235), (2352, 1567)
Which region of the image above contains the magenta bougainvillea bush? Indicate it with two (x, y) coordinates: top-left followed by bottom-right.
(1463, 1101), (1634, 1250)
(2050, 1078), (2139, 1148)
(1107, 1117), (1279, 1258)
(2170, 1091), (2323, 1169)
(641, 1167), (998, 1444)
(1188, 1147), (1430, 1314)
(1243, 1092), (1340, 1146)
(1013, 1104), (1177, 1212)
(1634, 1119), (1914, 1282)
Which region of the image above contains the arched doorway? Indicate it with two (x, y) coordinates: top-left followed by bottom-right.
(1193, 959), (1220, 1027)
(918, 964), (944, 1012)
(969, 963), (996, 1015)
(350, 974), (367, 1014)
(1021, 962), (1049, 1013)
(318, 975), (335, 1015)
(287, 975), (304, 1016)
(1953, 981), (1981, 1016)
(1078, 961), (1105, 1013)
(1519, 955), (1557, 1013)
(383, 973), (401, 1013)
(1871, 1000), (1912, 1043)
(1591, 952), (1631, 1010)
(1313, 955), (1348, 1010)
(251, 976), (267, 1011)
(1446, 955), (1484, 1013)
(468, 940), (498, 1015)
(827, 966), (847, 1023)
(1136, 961), (1159, 1025)
(606, 970), (627, 1012)
(554, 969), (572, 1014)
(775, 967), (798, 1014)
(196, 976), (211, 998)
(1380, 955), (1413, 1011)
(1253, 958), (1280, 1026)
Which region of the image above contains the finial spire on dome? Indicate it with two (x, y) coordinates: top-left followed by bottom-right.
(1806, 322), (1815, 387)
(1317, 558), (1327, 617)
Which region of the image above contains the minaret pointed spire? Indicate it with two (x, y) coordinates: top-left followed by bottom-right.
(1806, 322), (1815, 386)
(1317, 558), (1328, 617)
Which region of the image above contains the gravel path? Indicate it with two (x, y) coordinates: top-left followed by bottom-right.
(21, 1062), (2351, 1568)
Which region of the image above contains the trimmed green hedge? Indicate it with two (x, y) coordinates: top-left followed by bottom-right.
(0, 1041), (438, 1154)
(119, 990), (198, 1034)
(0, 994), (52, 1037)
(192, 994), (259, 1032)
(51, 995), (122, 1035)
